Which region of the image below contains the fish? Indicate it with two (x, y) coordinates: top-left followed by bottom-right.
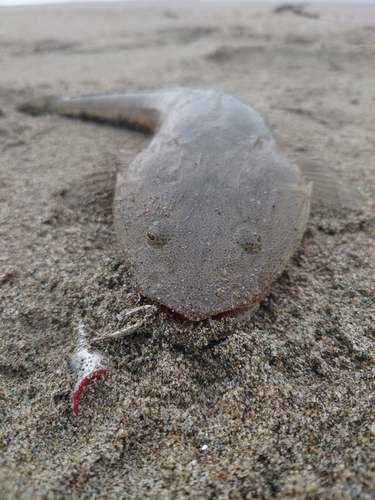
(19, 88), (361, 321)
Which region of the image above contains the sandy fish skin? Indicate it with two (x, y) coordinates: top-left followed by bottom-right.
(20, 89), (311, 320)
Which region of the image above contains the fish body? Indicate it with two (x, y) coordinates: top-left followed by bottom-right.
(20, 89), (311, 320)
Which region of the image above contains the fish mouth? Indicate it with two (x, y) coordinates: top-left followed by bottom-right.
(137, 279), (264, 322)
(147, 300), (258, 323)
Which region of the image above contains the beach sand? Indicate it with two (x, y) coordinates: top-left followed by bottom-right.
(1, 1), (375, 498)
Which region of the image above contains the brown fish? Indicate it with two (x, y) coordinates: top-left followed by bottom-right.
(19, 89), (359, 321)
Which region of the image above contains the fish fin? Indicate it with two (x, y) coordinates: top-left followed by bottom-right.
(17, 95), (60, 115)
(18, 93), (161, 132)
(58, 163), (117, 221)
(116, 148), (138, 174)
(297, 159), (364, 210)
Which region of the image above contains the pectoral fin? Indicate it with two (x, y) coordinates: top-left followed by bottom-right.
(298, 159), (364, 210)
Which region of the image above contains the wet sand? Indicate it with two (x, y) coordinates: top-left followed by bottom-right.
(1, 2), (375, 498)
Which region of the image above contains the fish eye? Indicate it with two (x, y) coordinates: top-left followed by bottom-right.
(235, 225), (262, 254)
(147, 221), (171, 247)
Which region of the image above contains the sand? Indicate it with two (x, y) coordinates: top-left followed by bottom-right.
(1, 1), (375, 498)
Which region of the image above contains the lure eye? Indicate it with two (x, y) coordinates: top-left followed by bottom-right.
(235, 225), (262, 254)
(147, 221), (170, 247)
